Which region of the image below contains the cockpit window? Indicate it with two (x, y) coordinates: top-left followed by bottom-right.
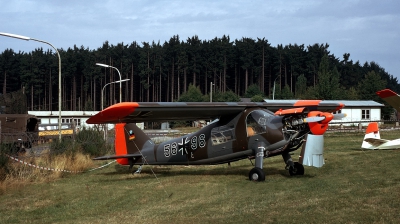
(246, 109), (274, 136)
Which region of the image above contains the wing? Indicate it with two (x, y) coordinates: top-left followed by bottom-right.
(376, 89), (400, 112)
(264, 100), (344, 113)
(364, 138), (390, 147)
(87, 101), (344, 124)
(87, 102), (265, 124)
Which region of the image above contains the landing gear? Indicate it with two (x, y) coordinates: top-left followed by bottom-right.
(249, 167), (265, 181)
(289, 162), (304, 176)
(283, 152), (305, 176)
(135, 165), (142, 174)
(249, 143), (266, 182)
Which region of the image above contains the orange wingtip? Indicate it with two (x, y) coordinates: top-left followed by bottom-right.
(87, 102), (139, 124)
(376, 89), (397, 98)
(293, 100), (321, 107)
(366, 122), (379, 134)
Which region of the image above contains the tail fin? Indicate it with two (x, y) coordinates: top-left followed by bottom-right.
(114, 123), (153, 165)
(361, 122), (380, 149)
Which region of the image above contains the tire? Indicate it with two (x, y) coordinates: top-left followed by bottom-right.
(289, 162), (305, 176)
(249, 167), (265, 181)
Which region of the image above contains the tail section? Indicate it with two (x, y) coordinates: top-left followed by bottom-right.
(113, 123), (153, 165)
(361, 122), (381, 149)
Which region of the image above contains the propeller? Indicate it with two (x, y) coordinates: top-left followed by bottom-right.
(304, 113), (346, 123)
(303, 116), (325, 123)
(333, 113), (347, 120)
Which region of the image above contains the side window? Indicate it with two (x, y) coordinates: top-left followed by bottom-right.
(211, 125), (235, 145)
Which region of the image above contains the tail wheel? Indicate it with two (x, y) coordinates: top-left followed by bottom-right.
(289, 162), (305, 176)
(249, 167), (265, 182)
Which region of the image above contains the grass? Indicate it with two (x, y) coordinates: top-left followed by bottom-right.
(1, 130), (400, 223)
(0, 151), (94, 194)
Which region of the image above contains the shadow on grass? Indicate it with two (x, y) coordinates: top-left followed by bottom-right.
(91, 161), (318, 182)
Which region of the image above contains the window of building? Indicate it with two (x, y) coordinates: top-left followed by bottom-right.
(334, 109), (342, 114)
(362, 109), (370, 119)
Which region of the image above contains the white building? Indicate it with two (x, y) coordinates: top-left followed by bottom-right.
(330, 100), (384, 124)
(27, 111), (145, 130)
(28, 110), (104, 130)
(264, 100), (384, 126)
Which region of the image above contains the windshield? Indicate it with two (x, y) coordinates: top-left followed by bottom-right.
(246, 109), (274, 136)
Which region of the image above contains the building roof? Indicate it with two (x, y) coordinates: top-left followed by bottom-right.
(263, 100), (384, 107)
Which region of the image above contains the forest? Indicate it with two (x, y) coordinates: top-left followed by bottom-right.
(0, 35), (398, 113)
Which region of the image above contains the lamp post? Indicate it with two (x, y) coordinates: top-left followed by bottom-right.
(96, 63), (122, 103)
(101, 79), (129, 140)
(210, 82), (215, 102)
(101, 79), (130, 110)
(0, 32), (62, 141)
(272, 75), (280, 100)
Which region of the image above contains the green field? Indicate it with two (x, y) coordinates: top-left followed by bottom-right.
(1, 131), (400, 223)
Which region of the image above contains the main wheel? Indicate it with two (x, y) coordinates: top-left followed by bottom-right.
(289, 162), (305, 176)
(249, 167), (265, 181)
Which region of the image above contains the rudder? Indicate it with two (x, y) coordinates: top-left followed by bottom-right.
(114, 123), (153, 165)
(361, 122), (380, 149)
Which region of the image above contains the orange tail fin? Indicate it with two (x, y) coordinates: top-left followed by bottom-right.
(114, 123), (153, 165)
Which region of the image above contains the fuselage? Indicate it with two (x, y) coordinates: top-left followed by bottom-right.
(130, 107), (308, 166)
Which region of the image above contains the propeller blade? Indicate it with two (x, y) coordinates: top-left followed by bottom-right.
(333, 113), (347, 120)
(303, 116), (325, 123)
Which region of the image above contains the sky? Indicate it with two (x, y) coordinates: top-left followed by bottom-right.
(1, 0), (399, 79)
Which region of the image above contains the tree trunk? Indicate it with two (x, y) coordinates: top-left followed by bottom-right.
(147, 51), (150, 102)
(2, 71), (6, 95)
(171, 58), (175, 101)
(223, 55), (227, 92)
(131, 63), (134, 101)
(245, 69), (248, 92)
(262, 46), (265, 94)
(31, 85), (33, 110)
(49, 69), (52, 111)
(184, 69), (187, 92)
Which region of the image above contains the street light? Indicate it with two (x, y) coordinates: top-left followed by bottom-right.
(210, 82), (215, 102)
(272, 75), (280, 100)
(101, 79), (130, 110)
(96, 63), (123, 103)
(0, 32), (62, 141)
